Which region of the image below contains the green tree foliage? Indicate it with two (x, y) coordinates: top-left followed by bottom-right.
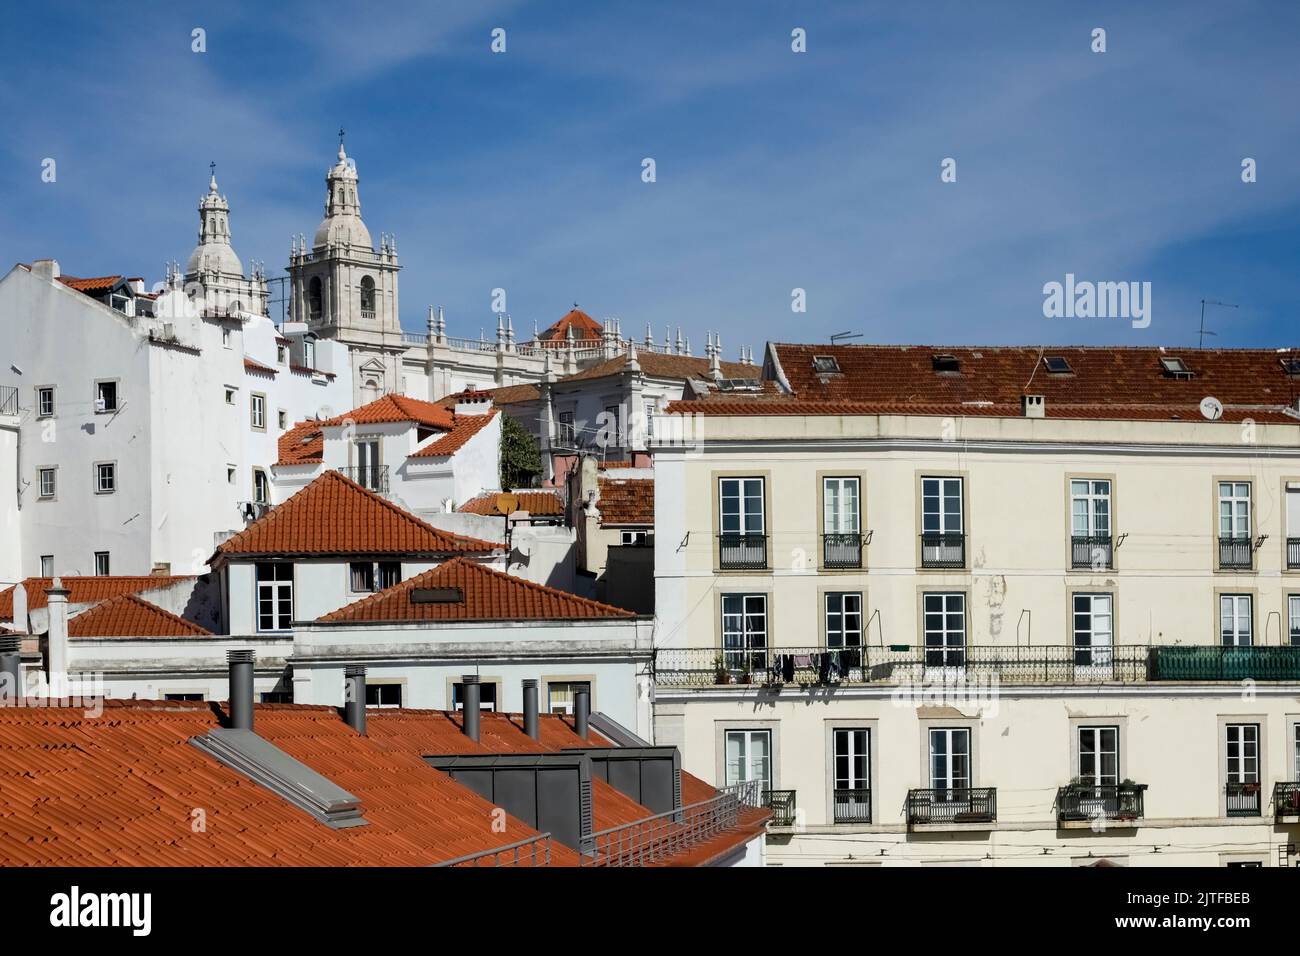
(500, 413), (542, 489)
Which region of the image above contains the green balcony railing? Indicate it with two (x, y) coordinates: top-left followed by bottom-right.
(1147, 646), (1300, 681)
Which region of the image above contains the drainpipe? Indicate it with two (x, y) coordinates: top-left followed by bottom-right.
(522, 678), (539, 740)
(343, 665), (367, 735)
(574, 685), (590, 740)
(461, 674), (481, 742)
(227, 649), (255, 731)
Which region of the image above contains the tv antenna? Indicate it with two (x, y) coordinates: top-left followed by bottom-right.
(830, 331), (862, 345)
(1198, 299), (1238, 349)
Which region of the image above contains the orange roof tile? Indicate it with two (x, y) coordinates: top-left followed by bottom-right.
(597, 477), (654, 525)
(409, 409), (497, 458)
(213, 471), (496, 559)
(322, 393), (454, 430)
(243, 356), (278, 376)
(318, 556), (634, 623)
(276, 420), (324, 466)
(458, 489), (565, 516)
(0, 576), (193, 618)
(536, 308), (603, 343)
(56, 274), (126, 295)
(436, 382), (540, 409)
(66, 594), (212, 639)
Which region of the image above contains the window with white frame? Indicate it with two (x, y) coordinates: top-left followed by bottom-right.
(823, 477), (860, 534)
(365, 684), (402, 709)
(719, 477), (765, 536)
(36, 386), (54, 418)
(556, 411), (575, 445)
(255, 563), (294, 631)
(921, 476), (963, 534)
(929, 728), (971, 792)
(1220, 594), (1253, 646)
(1225, 723), (1259, 785)
(724, 729), (771, 791)
(832, 728), (870, 809)
(452, 682), (498, 712)
(620, 529), (653, 546)
(644, 401), (655, 439)
(1218, 481), (1251, 539)
(922, 592), (965, 667)
(721, 593), (767, 671)
(1289, 595), (1300, 646)
(39, 555), (54, 576)
(225, 387), (236, 405)
(252, 469), (270, 505)
(93, 551), (110, 576)
(95, 380), (118, 413)
(1072, 593), (1114, 665)
(37, 467), (56, 499)
(94, 462), (116, 494)
(547, 681), (591, 715)
(1077, 726), (1119, 787)
(303, 339), (316, 369)
(350, 561), (401, 592)
(250, 393), (266, 430)
(825, 592), (863, 648)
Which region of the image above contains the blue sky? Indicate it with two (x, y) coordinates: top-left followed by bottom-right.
(2, 0), (1298, 353)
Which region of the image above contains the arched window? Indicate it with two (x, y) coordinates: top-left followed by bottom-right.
(308, 276), (322, 321)
(359, 276), (376, 319)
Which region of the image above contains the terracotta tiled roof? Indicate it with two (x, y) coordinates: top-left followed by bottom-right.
(0, 576), (193, 619)
(0, 700), (573, 867)
(598, 460), (633, 469)
(322, 393), (454, 430)
(597, 477), (654, 526)
(66, 594), (212, 639)
(276, 420), (325, 466)
(458, 489), (565, 516)
(213, 471), (496, 559)
(243, 356), (278, 376)
(536, 308), (603, 343)
(409, 409), (497, 458)
(560, 351), (760, 384)
(436, 383), (540, 409)
(318, 556), (634, 623)
(691, 343), (1300, 424)
(56, 274), (126, 295)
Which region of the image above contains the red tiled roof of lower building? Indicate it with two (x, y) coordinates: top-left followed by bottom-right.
(560, 351), (760, 384)
(318, 556), (634, 623)
(409, 409), (497, 458)
(276, 420), (325, 466)
(57, 274), (125, 295)
(458, 489), (564, 516)
(66, 594), (212, 639)
(0, 700), (573, 867)
(213, 471), (496, 559)
(597, 477), (654, 525)
(0, 576), (193, 618)
(436, 383), (540, 409)
(322, 393), (454, 430)
(243, 356), (278, 376)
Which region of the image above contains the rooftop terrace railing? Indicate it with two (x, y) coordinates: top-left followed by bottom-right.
(435, 832), (554, 867)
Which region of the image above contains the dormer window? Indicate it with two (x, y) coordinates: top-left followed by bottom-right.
(812, 355), (841, 374)
(1281, 356), (1300, 376)
(1043, 356), (1072, 374)
(931, 354), (961, 373)
(1160, 356), (1194, 379)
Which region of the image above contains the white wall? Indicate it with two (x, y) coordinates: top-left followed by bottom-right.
(0, 408), (20, 586)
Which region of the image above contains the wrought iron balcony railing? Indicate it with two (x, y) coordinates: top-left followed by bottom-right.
(1218, 535), (1253, 570)
(1225, 781), (1262, 817)
(920, 532), (965, 568)
(1288, 538), (1300, 570)
(1273, 781), (1300, 819)
(336, 464), (389, 494)
(833, 788), (872, 824)
(763, 789), (797, 827)
(435, 832), (554, 867)
(1071, 534), (1113, 570)
(1147, 645), (1300, 681)
(718, 533), (768, 570)
(906, 788), (997, 826)
(822, 533), (863, 569)
(1056, 783), (1146, 825)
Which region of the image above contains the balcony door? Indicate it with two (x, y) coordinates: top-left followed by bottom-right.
(725, 730), (772, 793)
(921, 476), (964, 566)
(929, 728), (971, 796)
(1225, 723), (1261, 816)
(1220, 594), (1253, 647)
(1078, 726), (1120, 788)
(721, 594), (767, 673)
(833, 729), (870, 823)
(719, 477), (765, 568)
(1072, 593), (1114, 675)
(923, 592), (966, 671)
(1287, 484), (1300, 569)
(1071, 479), (1112, 568)
(354, 439), (381, 491)
(823, 477), (861, 567)
(1289, 595), (1300, 646)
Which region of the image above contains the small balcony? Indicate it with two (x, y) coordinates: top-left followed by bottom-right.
(336, 465), (389, 494)
(1147, 645), (1300, 681)
(1288, 538), (1300, 570)
(718, 533), (767, 570)
(1225, 781), (1262, 817)
(833, 788), (872, 824)
(822, 533), (863, 569)
(1218, 535), (1253, 570)
(1056, 783), (1146, 827)
(920, 532), (965, 569)
(906, 787), (996, 827)
(1071, 534), (1113, 570)
(1273, 781), (1300, 821)
(763, 789), (797, 827)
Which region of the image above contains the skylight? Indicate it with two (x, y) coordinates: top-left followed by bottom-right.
(931, 354), (961, 373)
(1160, 356), (1193, 378)
(1043, 356), (1072, 374)
(812, 355), (841, 374)
(1281, 357), (1300, 376)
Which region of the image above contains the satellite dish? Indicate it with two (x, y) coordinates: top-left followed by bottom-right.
(1199, 396), (1223, 421)
(495, 493), (520, 516)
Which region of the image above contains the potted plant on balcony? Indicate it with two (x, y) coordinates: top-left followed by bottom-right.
(738, 662), (753, 685)
(713, 655), (731, 685)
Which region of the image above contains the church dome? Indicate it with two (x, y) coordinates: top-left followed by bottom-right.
(186, 172), (244, 277)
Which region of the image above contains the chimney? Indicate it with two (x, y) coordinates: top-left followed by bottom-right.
(454, 388), (494, 417)
(522, 678), (539, 740)
(11, 581), (28, 633)
(1022, 394), (1046, 419)
(227, 649), (255, 731)
(461, 674), (481, 742)
(0, 634), (21, 703)
(44, 578), (70, 682)
(344, 664), (367, 735)
(573, 685), (590, 740)
(31, 258), (60, 280)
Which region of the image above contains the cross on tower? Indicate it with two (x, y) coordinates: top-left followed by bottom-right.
(339, 127), (345, 146)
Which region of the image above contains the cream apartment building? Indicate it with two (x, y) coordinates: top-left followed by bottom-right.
(652, 342), (1300, 867)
